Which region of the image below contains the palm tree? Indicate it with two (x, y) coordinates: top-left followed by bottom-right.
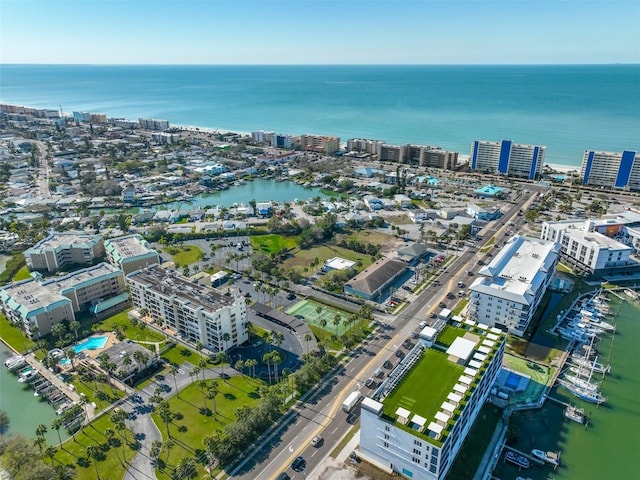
(234, 359), (245, 377)
(319, 318), (327, 330)
(86, 444), (102, 479)
(122, 353), (133, 379)
(33, 436), (46, 463)
(174, 456), (195, 480)
(163, 438), (175, 462)
(169, 364), (180, 398)
(158, 401), (172, 438)
(217, 351), (228, 380)
(133, 350), (149, 375)
(303, 333), (312, 354)
(51, 418), (64, 447)
(150, 440), (163, 463)
(271, 351), (282, 383)
(245, 358), (257, 378)
(44, 445), (57, 465)
(63, 347), (76, 372)
(198, 358), (208, 382)
(333, 314), (342, 336)
(262, 352), (273, 383)
(69, 320), (81, 340)
(221, 332), (231, 354)
(35, 423), (48, 439)
(207, 381), (219, 415)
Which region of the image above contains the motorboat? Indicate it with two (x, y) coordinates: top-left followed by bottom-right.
(5, 355), (26, 371)
(531, 449), (560, 466)
(505, 451), (531, 469)
(18, 369), (38, 383)
(564, 405), (585, 424)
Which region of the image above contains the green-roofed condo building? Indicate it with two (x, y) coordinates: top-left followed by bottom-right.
(359, 324), (505, 479)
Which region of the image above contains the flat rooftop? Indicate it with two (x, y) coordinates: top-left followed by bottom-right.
(473, 236), (559, 304)
(128, 265), (233, 310)
(0, 280), (69, 312)
(46, 263), (121, 292)
(567, 229), (631, 250)
(30, 232), (99, 250)
(105, 234), (156, 258)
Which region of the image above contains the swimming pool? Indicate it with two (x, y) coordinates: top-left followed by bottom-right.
(73, 336), (108, 354)
(59, 358), (70, 366)
(505, 372), (521, 390)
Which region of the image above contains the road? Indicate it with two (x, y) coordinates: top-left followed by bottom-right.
(35, 140), (52, 199)
(226, 185), (547, 479)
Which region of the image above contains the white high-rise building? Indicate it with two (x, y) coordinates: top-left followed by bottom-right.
(359, 325), (505, 480)
(580, 149), (640, 191)
(470, 140), (545, 180)
(126, 265), (248, 353)
(467, 236), (560, 336)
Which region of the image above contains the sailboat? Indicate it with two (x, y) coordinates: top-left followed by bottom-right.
(559, 337), (607, 404)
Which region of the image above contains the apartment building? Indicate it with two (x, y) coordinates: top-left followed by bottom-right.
(347, 138), (385, 156)
(104, 234), (160, 275)
(0, 280), (74, 337)
(360, 325), (505, 480)
(541, 220), (635, 274)
(467, 236), (560, 336)
(580, 149), (640, 191)
(470, 140), (545, 180)
(300, 134), (340, 154)
(42, 262), (127, 313)
(0, 262), (127, 337)
(23, 232), (104, 273)
(138, 118), (170, 131)
(126, 265), (248, 353)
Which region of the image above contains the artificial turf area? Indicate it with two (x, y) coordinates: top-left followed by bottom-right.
(382, 348), (464, 423)
(151, 375), (264, 479)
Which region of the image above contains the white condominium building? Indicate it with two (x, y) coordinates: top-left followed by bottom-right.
(23, 232), (104, 273)
(360, 325), (505, 480)
(104, 234), (160, 275)
(467, 236), (560, 336)
(126, 265), (248, 353)
(470, 140), (545, 180)
(580, 149), (640, 191)
(0, 262), (127, 337)
(541, 220), (634, 274)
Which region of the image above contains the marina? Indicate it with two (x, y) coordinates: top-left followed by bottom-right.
(0, 342), (71, 445)
(494, 294), (640, 480)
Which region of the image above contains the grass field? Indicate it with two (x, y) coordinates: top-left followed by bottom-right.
(12, 265), (31, 281)
(98, 309), (165, 343)
(53, 414), (137, 480)
(72, 377), (125, 410)
(160, 343), (199, 366)
(163, 244), (204, 266)
(383, 349), (463, 423)
(286, 299), (352, 336)
(0, 312), (36, 353)
(151, 376), (264, 479)
(250, 234), (298, 254)
(283, 244), (371, 273)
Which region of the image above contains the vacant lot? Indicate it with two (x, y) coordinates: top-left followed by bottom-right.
(163, 244), (204, 266)
(250, 234), (299, 254)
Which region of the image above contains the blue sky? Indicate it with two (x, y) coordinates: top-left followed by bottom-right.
(1, 0), (638, 64)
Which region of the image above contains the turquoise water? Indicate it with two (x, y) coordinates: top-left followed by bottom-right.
(0, 341), (70, 444)
(73, 335), (108, 353)
(1, 65), (638, 167)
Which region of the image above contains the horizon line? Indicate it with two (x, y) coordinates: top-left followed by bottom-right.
(1, 62), (639, 67)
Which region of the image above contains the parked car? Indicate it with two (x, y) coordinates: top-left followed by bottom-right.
(402, 285), (412, 292)
(383, 360), (393, 369)
(365, 377), (376, 388)
(395, 350), (405, 358)
(291, 456), (306, 472)
(439, 302), (447, 308)
(277, 474), (291, 480)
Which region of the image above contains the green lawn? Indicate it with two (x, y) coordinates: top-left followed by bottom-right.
(283, 244), (372, 273)
(250, 234), (299, 254)
(97, 309), (165, 343)
(383, 349), (463, 425)
(72, 378), (125, 411)
(436, 325), (468, 347)
(53, 414), (137, 480)
(160, 343), (199, 366)
(451, 298), (469, 316)
(151, 376), (264, 479)
(0, 312), (36, 353)
(12, 265), (31, 281)
(163, 244), (204, 266)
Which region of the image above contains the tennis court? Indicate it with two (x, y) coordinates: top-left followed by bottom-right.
(286, 299), (352, 335)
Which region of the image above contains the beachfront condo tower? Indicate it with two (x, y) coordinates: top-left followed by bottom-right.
(470, 140), (546, 180)
(580, 149), (640, 191)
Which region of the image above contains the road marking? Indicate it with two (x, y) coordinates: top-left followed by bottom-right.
(331, 427), (338, 434)
(311, 450), (317, 458)
(288, 444), (293, 452)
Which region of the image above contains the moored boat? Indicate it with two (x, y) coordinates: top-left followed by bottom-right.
(564, 405), (585, 424)
(505, 451), (531, 469)
(557, 378), (607, 404)
(531, 449), (560, 466)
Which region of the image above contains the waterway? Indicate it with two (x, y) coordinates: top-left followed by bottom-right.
(164, 179), (328, 211)
(495, 295), (640, 479)
(0, 341), (70, 445)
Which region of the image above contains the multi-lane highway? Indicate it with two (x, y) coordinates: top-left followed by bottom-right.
(229, 184), (546, 480)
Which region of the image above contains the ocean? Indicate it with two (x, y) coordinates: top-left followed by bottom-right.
(0, 64), (638, 168)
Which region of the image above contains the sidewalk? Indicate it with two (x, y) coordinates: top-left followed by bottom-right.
(307, 430), (361, 480)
